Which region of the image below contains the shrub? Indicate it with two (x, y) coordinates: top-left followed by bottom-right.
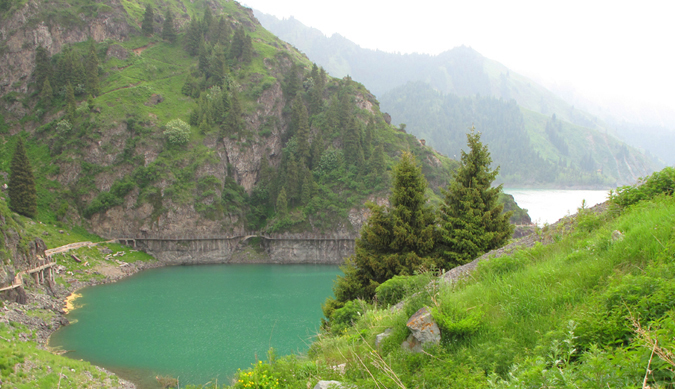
(329, 300), (366, 334)
(163, 119), (191, 146)
(610, 167), (675, 208)
(375, 275), (427, 306)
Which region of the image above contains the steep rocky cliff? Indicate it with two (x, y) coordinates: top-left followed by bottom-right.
(0, 0), (461, 243)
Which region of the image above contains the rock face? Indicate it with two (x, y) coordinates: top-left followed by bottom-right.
(0, 0), (134, 97)
(402, 307), (441, 352)
(314, 381), (346, 389)
(133, 235), (356, 265)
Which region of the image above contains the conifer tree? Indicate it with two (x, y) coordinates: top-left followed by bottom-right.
(9, 138), (37, 218)
(203, 7), (213, 31)
(284, 63), (300, 100)
(72, 57), (86, 93)
(162, 10), (177, 43)
(223, 89), (242, 135)
(309, 134), (324, 170)
(34, 46), (52, 93)
(40, 79), (53, 105)
(294, 99), (310, 165)
(276, 187), (288, 219)
(241, 34), (253, 64)
(142, 5), (154, 36)
(300, 170), (313, 205)
(343, 116), (364, 170)
(332, 152), (434, 303)
(184, 18), (202, 56)
(55, 47), (74, 89)
(435, 129), (513, 266)
(65, 82), (76, 121)
(213, 17), (231, 44)
(85, 40), (100, 96)
(363, 118), (375, 160)
(229, 27), (245, 60)
(367, 143), (386, 182)
(285, 156), (300, 205)
(198, 40), (210, 75)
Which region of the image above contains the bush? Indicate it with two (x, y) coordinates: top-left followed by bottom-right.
(163, 119), (191, 146)
(375, 275), (427, 306)
(610, 167), (675, 208)
(330, 300), (366, 334)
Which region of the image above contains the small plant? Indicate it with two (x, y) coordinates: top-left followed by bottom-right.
(235, 361), (280, 389)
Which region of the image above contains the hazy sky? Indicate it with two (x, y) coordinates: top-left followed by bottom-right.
(241, 0), (674, 121)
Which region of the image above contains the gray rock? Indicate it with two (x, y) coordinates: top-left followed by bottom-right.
(402, 307), (440, 352)
(98, 247), (113, 254)
(612, 230), (624, 241)
(313, 381), (345, 389)
(375, 328), (392, 348)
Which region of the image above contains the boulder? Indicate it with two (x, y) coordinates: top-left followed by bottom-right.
(402, 307), (440, 352)
(106, 44), (129, 60)
(375, 328), (392, 348)
(313, 381), (345, 389)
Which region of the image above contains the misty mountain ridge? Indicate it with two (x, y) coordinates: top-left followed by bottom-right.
(256, 10), (660, 184)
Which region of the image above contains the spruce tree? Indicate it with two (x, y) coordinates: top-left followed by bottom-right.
(65, 82), (76, 121)
(142, 5), (154, 36)
(276, 187), (288, 219)
(332, 152), (435, 303)
(40, 79), (53, 105)
(343, 116), (364, 171)
(284, 63), (300, 99)
(223, 89), (242, 135)
(9, 138), (37, 218)
(363, 118), (374, 160)
(34, 46), (52, 93)
(241, 34), (253, 64)
(184, 18), (202, 56)
(162, 10), (177, 43)
(294, 99), (310, 165)
(229, 27), (245, 60)
(435, 129), (513, 266)
(85, 40), (100, 96)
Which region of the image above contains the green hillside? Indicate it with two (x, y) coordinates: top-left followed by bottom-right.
(380, 82), (654, 186)
(226, 167), (675, 389)
(0, 0), (471, 237)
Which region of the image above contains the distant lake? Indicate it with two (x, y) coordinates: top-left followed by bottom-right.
(504, 189), (609, 226)
(49, 264), (341, 388)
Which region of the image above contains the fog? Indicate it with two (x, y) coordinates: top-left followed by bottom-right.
(242, 0), (675, 128)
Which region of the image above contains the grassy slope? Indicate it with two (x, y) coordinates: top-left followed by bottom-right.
(229, 186), (675, 388)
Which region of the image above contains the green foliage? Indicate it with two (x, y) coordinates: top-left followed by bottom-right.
(8, 138), (37, 218)
(329, 300), (366, 335)
(436, 129), (513, 266)
(162, 10), (176, 43)
(141, 4), (154, 36)
(610, 166), (675, 208)
(375, 274), (427, 306)
(163, 119), (191, 146)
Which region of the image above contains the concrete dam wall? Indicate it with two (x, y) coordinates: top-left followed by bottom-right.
(125, 234), (356, 265)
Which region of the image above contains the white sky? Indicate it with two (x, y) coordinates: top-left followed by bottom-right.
(241, 0), (675, 121)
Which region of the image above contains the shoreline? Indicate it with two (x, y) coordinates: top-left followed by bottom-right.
(1, 259), (167, 388)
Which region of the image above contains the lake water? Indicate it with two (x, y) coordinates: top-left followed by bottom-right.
(504, 189), (610, 226)
(49, 264), (342, 388)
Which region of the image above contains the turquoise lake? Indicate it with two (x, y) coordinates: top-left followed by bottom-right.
(49, 264), (342, 388)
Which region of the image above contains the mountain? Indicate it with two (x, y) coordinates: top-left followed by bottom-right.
(255, 11), (659, 186)
(0, 0), (473, 240)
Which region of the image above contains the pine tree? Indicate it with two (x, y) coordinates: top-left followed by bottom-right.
(65, 82), (76, 121)
(435, 129), (513, 266)
(294, 99), (310, 165)
(284, 63), (300, 100)
(34, 46), (52, 93)
(367, 143), (386, 182)
(202, 7), (213, 31)
(55, 47), (74, 89)
(142, 4), (154, 36)
(162, 10), (177, 43)
(331, 152), (435, 303)
(363, 118), (374, 160)
(223, 89), (242, 135)
(40, 78), (53, 105)
(343, 116), (364, 170)
(276, 187), (288, 219)
(285, 156), (300, 205)
(241, 34), (253, 64)
(213, 17), (231, 45)
(198, 40), (210, 75)
(184, 18), (202, 56)
(229, 27), (245, 60)
(309, 133), (324, 170)
(9, 138), (37, 218)
(72, 57), (86, 93)
(85, 40), (100, 96)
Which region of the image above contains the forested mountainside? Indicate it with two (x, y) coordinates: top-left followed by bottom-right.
(0, 0), (491, 239)
(381, 82), (654, 186)
(255, 12), (659, 186)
